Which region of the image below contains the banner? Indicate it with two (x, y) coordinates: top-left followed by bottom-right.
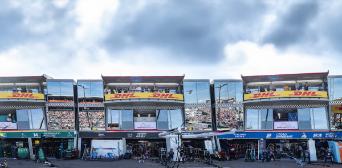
(134, 122), (156, 130)
(332, 105), (342, 114)
(0, 122), (17, 129)
(218, 131), (341, 139)
(0, 92), (44, 100)
(274, 121), (298, 130)
(244, 90), (328, 100)
(105, 92), (183, 101)
(0, 131), (75, 138)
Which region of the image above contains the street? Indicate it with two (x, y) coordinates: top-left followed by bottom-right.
(4, 159), (342, 168)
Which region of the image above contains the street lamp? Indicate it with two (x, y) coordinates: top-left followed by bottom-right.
(77, 84), (92, 130)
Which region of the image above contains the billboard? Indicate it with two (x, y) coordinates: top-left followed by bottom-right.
(105, 92), (183, 101)
(244, 90), (328, 100)
(0, 92), (44, 100)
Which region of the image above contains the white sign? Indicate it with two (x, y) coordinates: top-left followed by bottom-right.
(134, 122), (156, 129)
(0, 122), (17, 129)
(274, 121), (298, 129)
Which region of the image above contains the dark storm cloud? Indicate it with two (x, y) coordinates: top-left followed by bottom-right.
(103, 0), (268, 63)
(262, 0), (319, 48)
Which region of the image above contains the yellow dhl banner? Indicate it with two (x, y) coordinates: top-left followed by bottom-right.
(0, 92), (45, 100)
(244, 90), (328, 100)
(332, 105), (342, 114)
(105, 92), (184, 101)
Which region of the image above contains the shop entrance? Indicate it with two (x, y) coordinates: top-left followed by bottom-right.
(266, 139), (307, 159)
(32, 138), (75, 159)
(0, 139), (29, 158)
(126, 139), (165, 158)
(220, 139), (258, 159)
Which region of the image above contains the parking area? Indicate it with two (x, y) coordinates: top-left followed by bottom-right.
(3, 159), (342, 168)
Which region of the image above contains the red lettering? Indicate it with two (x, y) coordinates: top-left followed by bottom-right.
(12, 93), (34, 98)
(252, 92), (276, 98)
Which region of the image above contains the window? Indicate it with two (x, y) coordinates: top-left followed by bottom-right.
(107, 109), (120, 129)
(169, 109), (183, 129)
(260, 109), (273, 129)
(298, 108), (311, 130)
(16, 109), (45, 130)
(121, 110), (133, 130)
(273, 108), (297, 121)
(312, 107), (328, 129)
(47, 81), (74, 96)
(246, 109), (259, 130)
(157, 110), (169, 130)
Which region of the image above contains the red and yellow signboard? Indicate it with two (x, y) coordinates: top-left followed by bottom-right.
(332, 105), (342, 114)
(105, 92), (184, 101)
(0, 92), (44, 100)
(244, 90), (328, 101)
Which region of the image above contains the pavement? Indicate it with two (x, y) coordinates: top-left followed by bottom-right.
(3, 158), (342, 168)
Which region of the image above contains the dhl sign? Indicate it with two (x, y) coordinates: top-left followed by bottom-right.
(105, 92), (184, 101)
(332, 105), (342, 114)
(0, 92), (44, 100)
(244, 90), (328, 101)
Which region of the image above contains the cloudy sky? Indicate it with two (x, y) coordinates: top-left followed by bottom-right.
(0, 0), (341, 79)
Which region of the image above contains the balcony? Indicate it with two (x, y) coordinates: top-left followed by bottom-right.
(244, 90), (328, 101)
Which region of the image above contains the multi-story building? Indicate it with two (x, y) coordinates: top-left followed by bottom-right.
(0, 76), (76, 159)
(328, 75), (342, 130)
(78, 76), (185, 158)
(218, 72), (341, 161)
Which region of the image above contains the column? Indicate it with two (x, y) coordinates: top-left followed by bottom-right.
(28, 138), (34, 160)
(308, 139), (317, 161)
(77, 137), (82, 157)
(166, 135), (182, 161)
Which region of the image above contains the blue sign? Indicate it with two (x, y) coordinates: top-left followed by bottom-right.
(218, 131), (342, 139)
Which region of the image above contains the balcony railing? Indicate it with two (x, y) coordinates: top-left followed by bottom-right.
(104, 92), (184, 101)
(244, 90), (328, 101)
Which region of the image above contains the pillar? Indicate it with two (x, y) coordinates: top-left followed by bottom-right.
(28, 138), (34, 160)
(308, 139), (317, 161)
(77, 137), (82, 157)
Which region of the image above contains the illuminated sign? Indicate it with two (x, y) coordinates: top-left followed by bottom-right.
(244, 90), (328, 100)
(0, 92), (44, 100)
(105, 92), (184, 101)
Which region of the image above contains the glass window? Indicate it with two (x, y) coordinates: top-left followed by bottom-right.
(312, 107), (328, 129)
(121, 110), (133, 130)
(47, 81), (74, 96)
(298, 108), (311, 130)
(260, 109), (273, 130)
(157, 110), (169, 130)
(196, 82), (211, 104)
(60, 82), (73, 96)
(169, 109), (183, 129)
(329, 77), (342, 100)
(91, 81), (103, 97)
(183, 81), (198, 104)
(107, 109), (120, 129)
(78, 81), (103, 98)
(30, 109), (46, 129)
(77, 81), (91, 97)
(47, 81), (61, 95)
(246, 109), (259, 130)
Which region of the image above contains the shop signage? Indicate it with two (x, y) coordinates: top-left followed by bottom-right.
(0, 92), (44, 100)
(218, 131), (342, 139)
(105, 92), (184, 101)
(79, 131), (161, 139)
(134, 122), (156, 130)
(0, 122), (17, 129)
(0, 131), (75, 138)
(244, 90), (328, 100)
(274, 121), (298, 130)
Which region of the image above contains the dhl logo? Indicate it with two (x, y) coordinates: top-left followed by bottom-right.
(252, 92), (278, 98)
(149, 93), (177, 99)
(12, 93), (35, 98)
(291, 91), (319, 97)
(110, 93), (137, 99)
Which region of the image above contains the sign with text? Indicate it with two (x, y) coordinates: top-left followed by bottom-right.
(0, 122), (17, 129)
(134, 122), (157, 130)
(0, 92), (44, 100)
(244, 90), (328, 101)
(274, 121), (298, 130)
(105, 92), (183, 101)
